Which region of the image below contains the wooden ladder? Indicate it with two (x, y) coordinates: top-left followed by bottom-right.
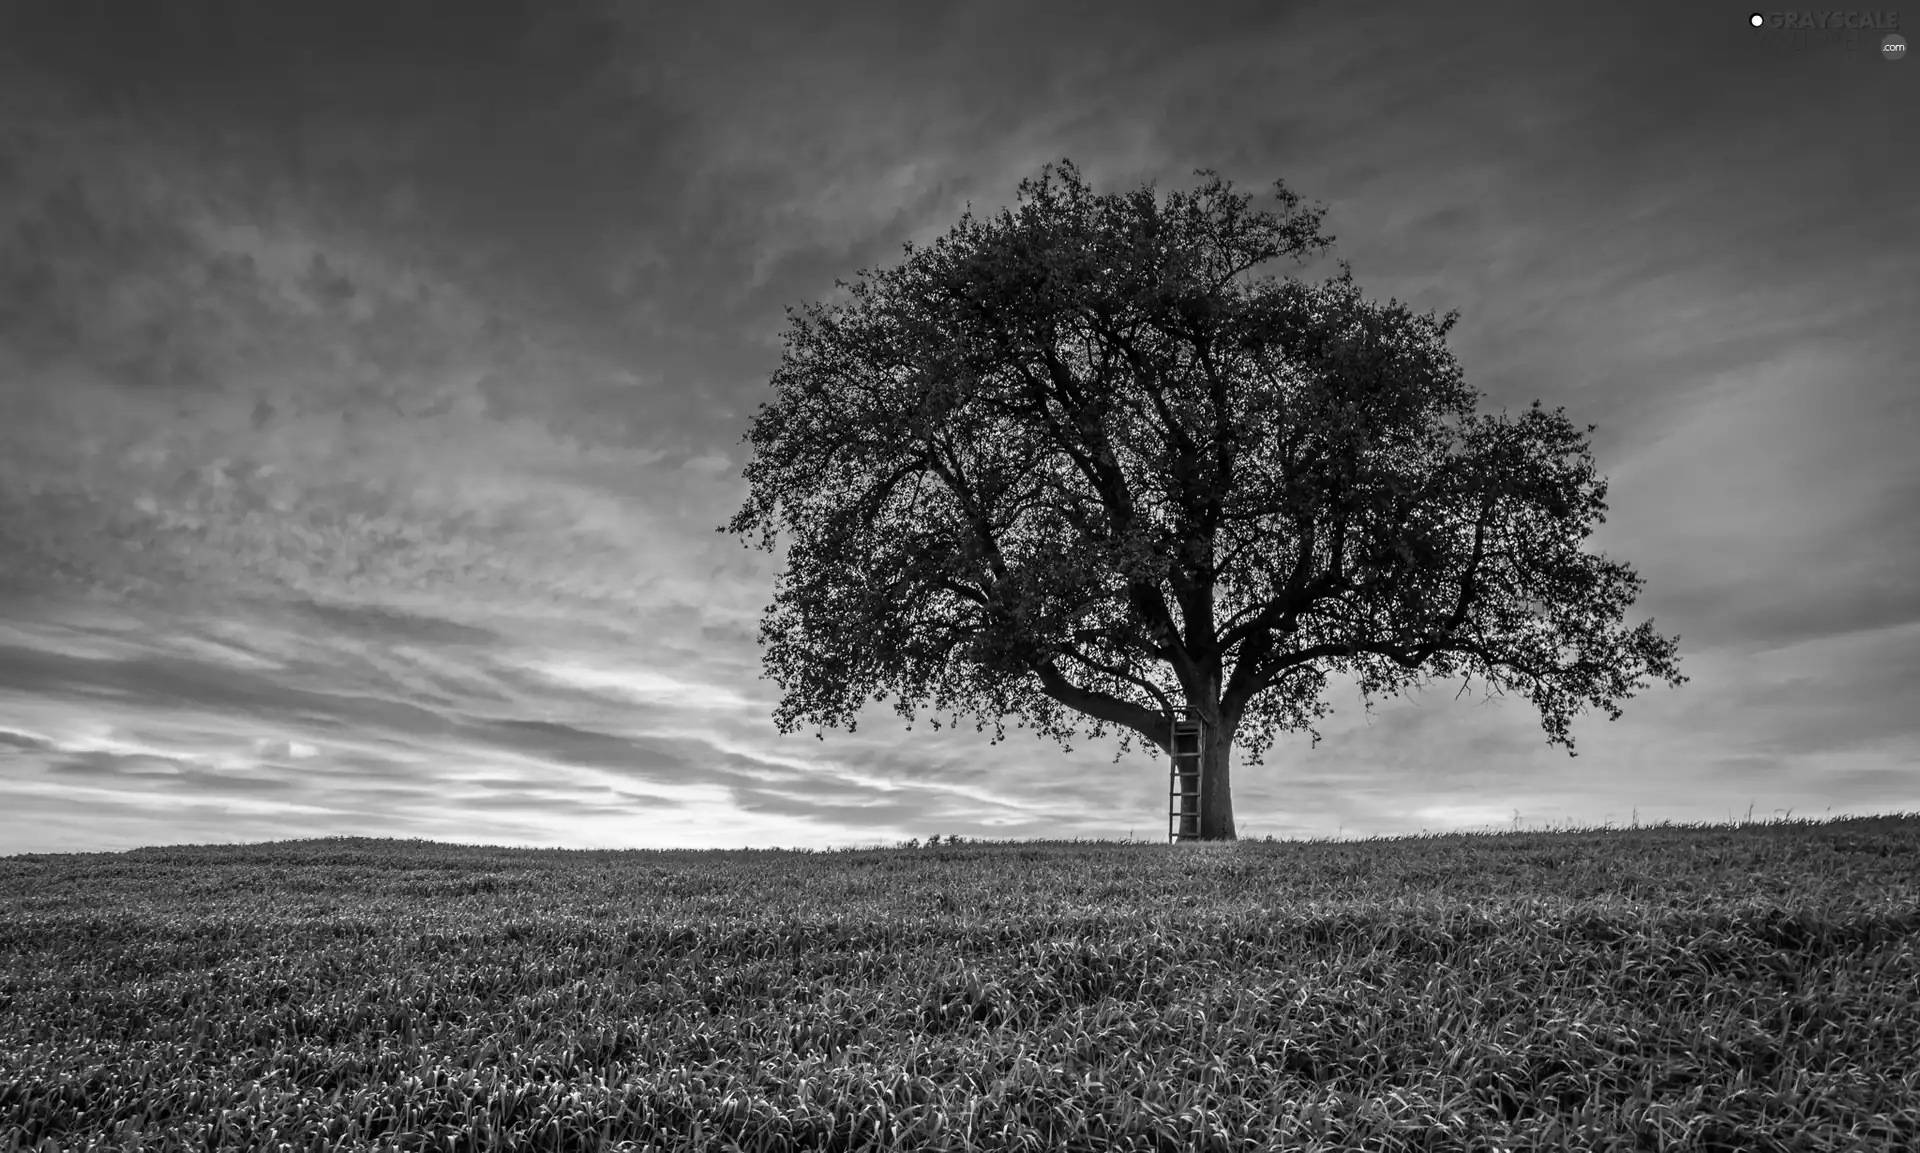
(1166, 708), (1208, 843)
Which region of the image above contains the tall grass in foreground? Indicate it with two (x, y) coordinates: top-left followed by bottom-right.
(1, 812), (1916, 1151)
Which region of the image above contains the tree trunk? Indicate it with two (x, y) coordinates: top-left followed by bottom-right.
(1196, 717), (1237, 840)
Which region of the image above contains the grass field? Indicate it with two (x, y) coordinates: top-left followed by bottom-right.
(2, 812), (1916, 1151)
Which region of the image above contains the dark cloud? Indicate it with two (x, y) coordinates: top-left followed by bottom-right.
(1707, 755), (1796, 785)
(697, 621), (758, 649)
(44, 749), (298, 795)
(0, 643), (460, 739)
(0, 1), (615, 136)
(45, 750), (183, 779)
(725, 788), (930, 829)
(0, 729), (53, 752)
(1652, 583), (1920, 655)
(1825, 768), (1920, 808)
(457, 788), (677, 816)
(475, 718), (665, 771)
(465, 717), (810, 794)
(285, 600), (502, 648)
(0, 165), (228, 390)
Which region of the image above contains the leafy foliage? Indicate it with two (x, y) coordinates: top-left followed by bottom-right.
(721, 160), (1687, 822)
(2, 816), (1916, 1151)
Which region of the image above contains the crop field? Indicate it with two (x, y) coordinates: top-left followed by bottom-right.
(2, 814), (1916, 1152)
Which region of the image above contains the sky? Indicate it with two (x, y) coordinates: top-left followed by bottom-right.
(0, 0), (1914, 857)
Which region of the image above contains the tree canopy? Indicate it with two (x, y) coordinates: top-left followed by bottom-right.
(720, 159), (1687, 839)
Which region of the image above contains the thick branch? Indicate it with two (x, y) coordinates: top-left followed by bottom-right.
(1033, 658), (1177, 754)
(1051, 643), (1177, 718)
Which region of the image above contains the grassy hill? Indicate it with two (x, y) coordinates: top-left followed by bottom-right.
(3, 813), (1916, 1151)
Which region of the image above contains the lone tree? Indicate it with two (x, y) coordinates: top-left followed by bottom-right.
(721, 159), (1686, 841)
